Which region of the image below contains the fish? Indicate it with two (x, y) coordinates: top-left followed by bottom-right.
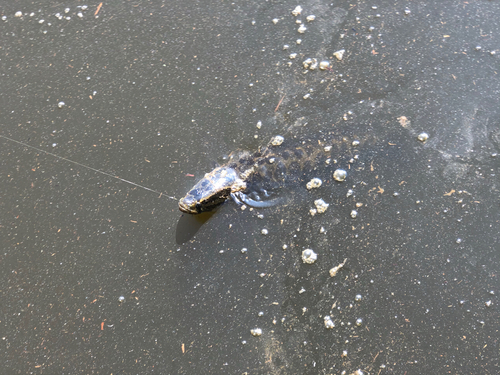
(178, 135), (338, 214)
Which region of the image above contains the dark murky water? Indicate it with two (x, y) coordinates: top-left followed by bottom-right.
(1, 1), (499, 374)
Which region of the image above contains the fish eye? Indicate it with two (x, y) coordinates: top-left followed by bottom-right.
(195, 202), (202, 213)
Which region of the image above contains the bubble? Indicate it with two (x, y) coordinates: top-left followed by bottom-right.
(118, 296), (125, 302)
(261, 228), (268, 235)
(356, 318), (363, 326)
(333, 169), (347, 182)
(57, 101), (65, 108)
(355, 294), (362, 301)
(306, 177), (322, 190)
(250, 328), (262, 336)
(417, 132), (429, 142)
(15, 11), (23, 17)
(324, 316), (335, 329)
(302, 249), (318, 264)
(314, 199), (329, 213)
(270, 135), (284, 146)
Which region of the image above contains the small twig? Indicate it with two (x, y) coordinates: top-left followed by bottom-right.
(274, 94), (286, 112)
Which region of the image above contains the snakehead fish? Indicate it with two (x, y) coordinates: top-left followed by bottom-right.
(178, 135), (345, 214)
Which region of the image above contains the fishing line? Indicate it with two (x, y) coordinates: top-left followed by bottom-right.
(0, 134), (178, 201)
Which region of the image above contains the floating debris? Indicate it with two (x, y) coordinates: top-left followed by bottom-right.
(298, 24), (307, 33)
(292, 6), (303, 16)
(15, 11), (23, 17)
(302, 249), (318, 264)
(333, 169), (347, 182)
(296, 39), (302, 44)
(333, 49), (345, 61)
(306, 177), (322, 190)
(306, 15), (316, 22)
(256, 120), (262, 129)
(250, 328), (262, 337)
(319, 60), (330, 70)
(329, 258), (347, 277)
(261, 228), (268, 235)
(283, 44), (289, 50)
(314, 199), (329, 213)
(272, 18), (279, 25)
(270, 135), (284, 146)
(350, 210), (358, 218)
(355, 294), (362, 301)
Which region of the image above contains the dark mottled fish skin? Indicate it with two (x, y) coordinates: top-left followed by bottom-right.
(178, 136), (337, 214)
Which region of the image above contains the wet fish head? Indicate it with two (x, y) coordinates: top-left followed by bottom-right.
(178, 166), (240, 214)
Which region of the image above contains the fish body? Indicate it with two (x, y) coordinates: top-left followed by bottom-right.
(178, 136), (328, 214)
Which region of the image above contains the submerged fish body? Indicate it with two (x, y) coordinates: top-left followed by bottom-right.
(178, 135), (332, 214)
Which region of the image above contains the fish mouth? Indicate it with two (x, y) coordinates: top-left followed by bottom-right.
(178, 200), (197, 214)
